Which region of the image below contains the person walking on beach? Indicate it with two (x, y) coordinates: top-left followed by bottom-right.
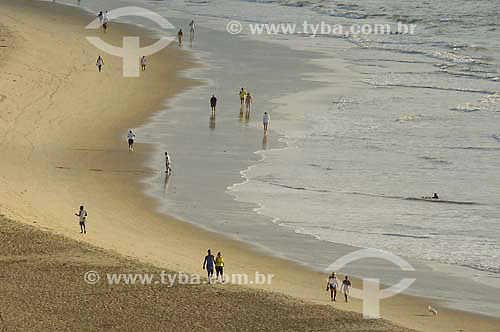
(75, 205), (88, 234)
(203, 249), (216, 284)
(326, 272), (338, 302)
(165, 151), (172, 174)
(215, 251), (225, 283)
(140, 56), (147, 71)
(96, 56), (104, 72)
(103, 10), (109, 32)
(210, 94), (217, 113)
(178, 29), (183, 47)
(189, 20), (195, 43)
(341, 275), (351, 303)
(263, 112), (270, 134)
(239, 88), (246, 105)
(97, 11), (103, 26)
(245, 92), (252, 113)
(127, 129), (136, 151)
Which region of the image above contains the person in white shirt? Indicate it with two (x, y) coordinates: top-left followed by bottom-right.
(127, 130), (136, 151)
(96, 56), (104, 72)
(103, 11), (109, 32)
(263, 112), (270, 134)
(97, 11), (103, 25)
(341, 276), (352, 303)
(325, 272), (338, 302)
(165, 151), (172, 174)
(141, 56), (147, 71)
(189, 20), (195, 43)
(75, 205), (88, 234)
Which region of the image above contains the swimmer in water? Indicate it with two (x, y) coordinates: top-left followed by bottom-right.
(422, 193), (439, 199)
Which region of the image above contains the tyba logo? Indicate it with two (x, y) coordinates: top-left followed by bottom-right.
(325, 248), (416, 319)
(86, 7), (175, 77)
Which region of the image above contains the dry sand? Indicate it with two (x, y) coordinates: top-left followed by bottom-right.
(0, 1), (498, 331)
(0, 215), (415, 331)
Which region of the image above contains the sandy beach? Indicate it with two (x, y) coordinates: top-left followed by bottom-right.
(1, 214), (416, 331)
(0, 0), (499, 331)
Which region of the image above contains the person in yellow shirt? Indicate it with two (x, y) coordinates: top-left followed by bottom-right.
(239, 88), (246, 105)
(215, 251), (225, 283)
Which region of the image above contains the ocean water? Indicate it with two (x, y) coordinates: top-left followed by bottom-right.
(162, 0), (500, 309)
(50, 0), (500, 317)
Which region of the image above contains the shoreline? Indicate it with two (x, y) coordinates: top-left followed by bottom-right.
(0, 1), (499, 331)
(133, 9), (500, 320)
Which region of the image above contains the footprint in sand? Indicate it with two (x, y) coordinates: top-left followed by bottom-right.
(0, 95), (6, 103)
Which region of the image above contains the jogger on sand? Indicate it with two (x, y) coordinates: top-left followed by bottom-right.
(96, 56), (104, 72)
(127, 129), (136, 151)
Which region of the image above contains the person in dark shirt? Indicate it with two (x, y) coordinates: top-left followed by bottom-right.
(210, 94), (217, 113)
(341, 276), (352, 303)
(202, 249), (216, 284)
